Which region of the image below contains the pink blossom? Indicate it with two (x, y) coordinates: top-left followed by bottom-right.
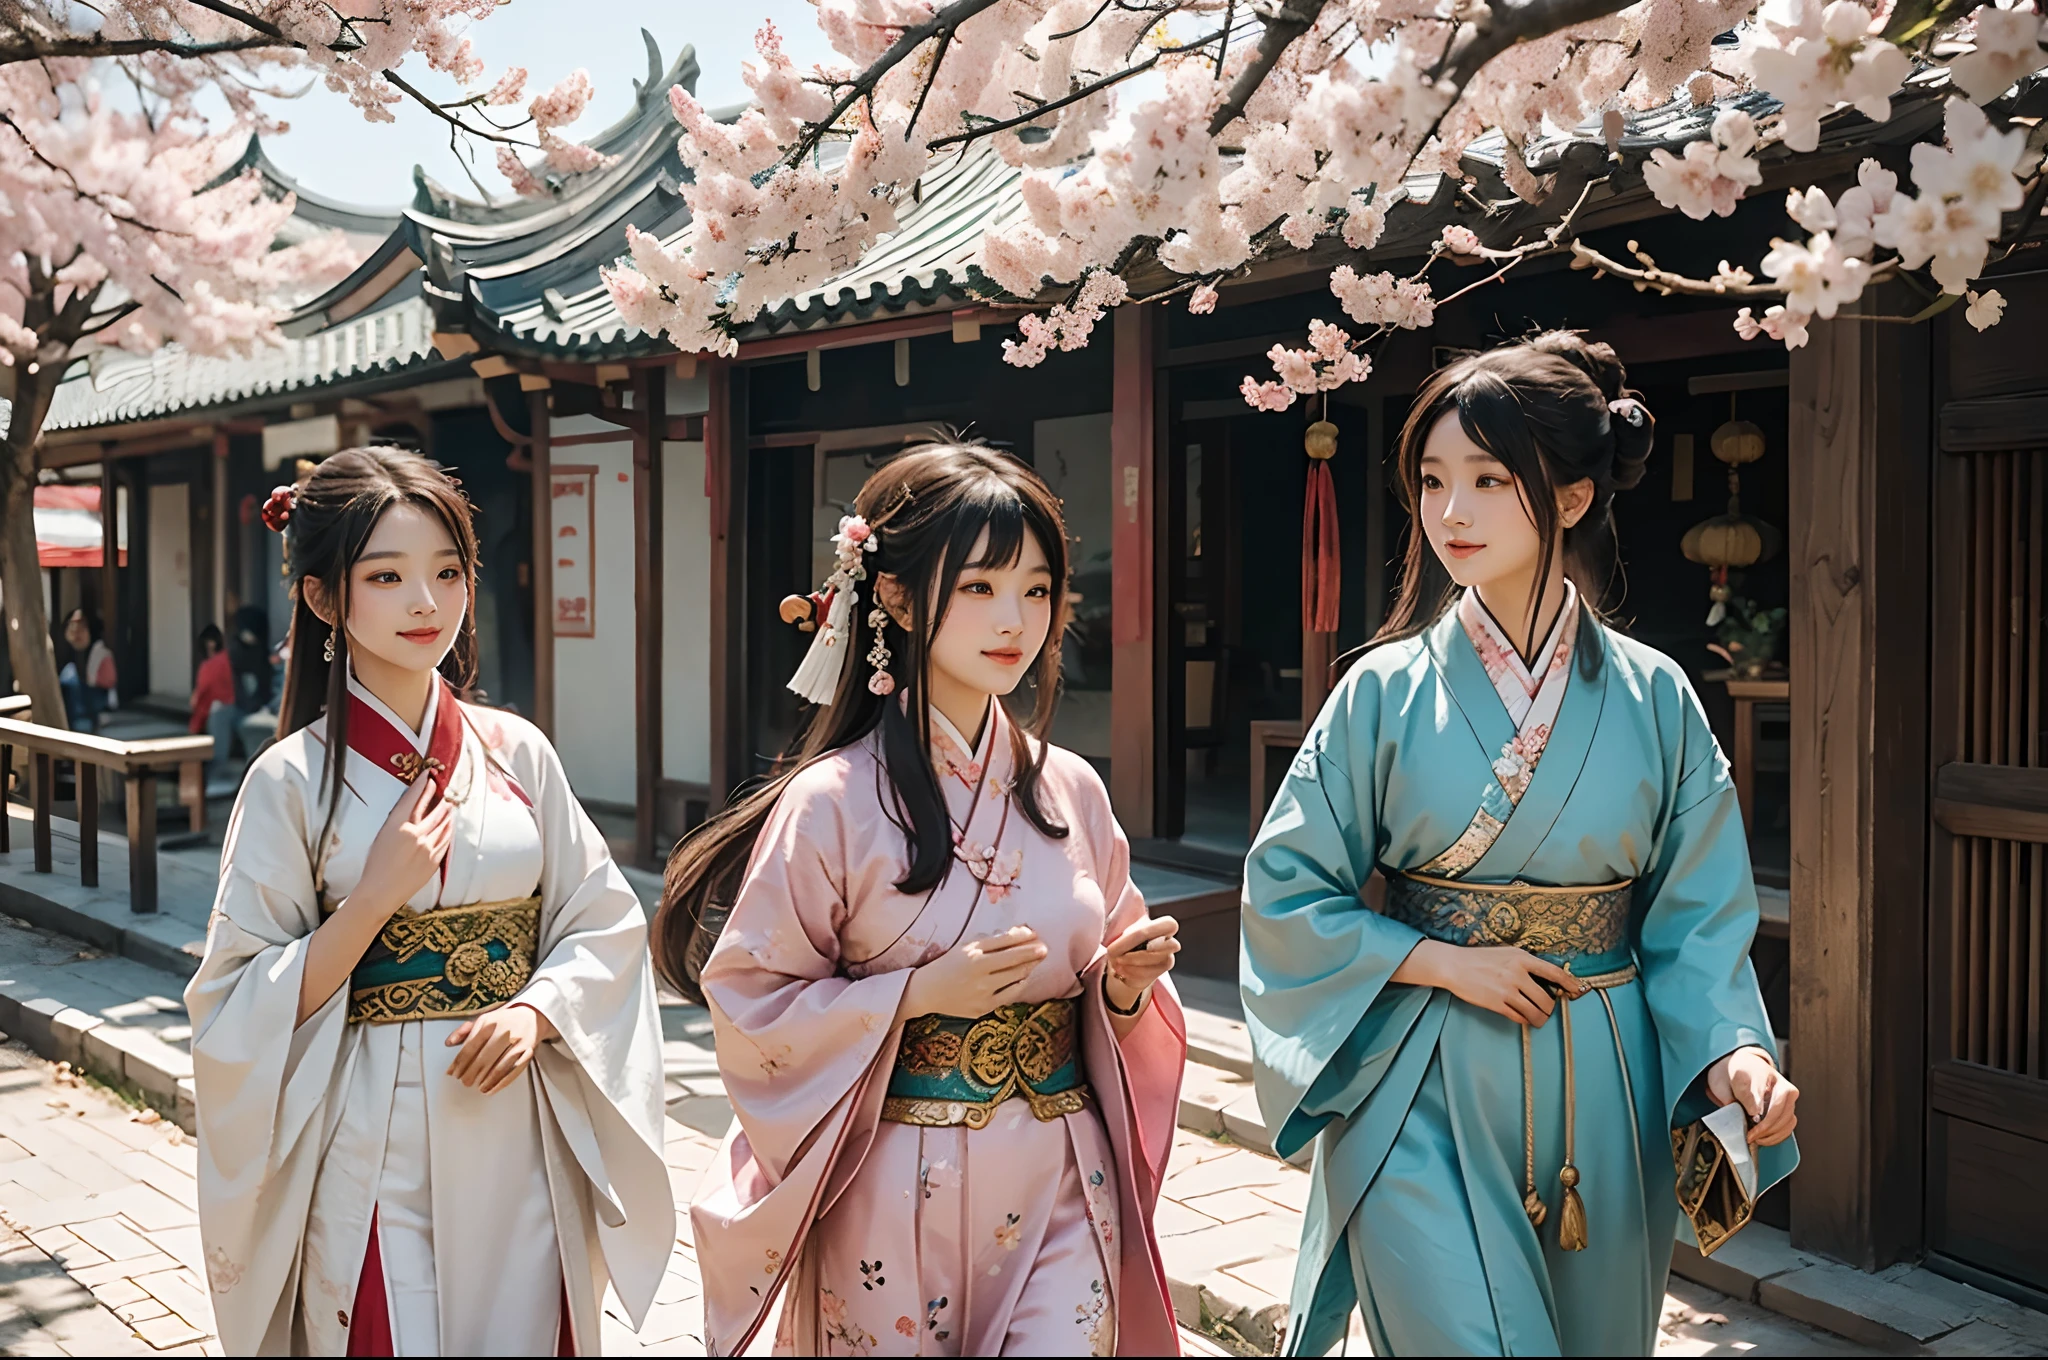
(484, 67), (527, 107)
(1642, 109), (1762, 220)
(1965, 288), (2007, 331)
(1240, 377), (1298, 412)
(1329, 266), (1434, 329)
(1439, 225), (1482, 256)
(1948, 5), (2048, 103)
(1746, 0), (1909, 153)
(1188, 283), (1219, 315)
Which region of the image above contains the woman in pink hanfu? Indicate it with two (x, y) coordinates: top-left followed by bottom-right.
(659, 443), (1187, 1357)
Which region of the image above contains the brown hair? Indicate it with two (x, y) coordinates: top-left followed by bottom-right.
(654, 441), (1072, 1000)
(1374, 330), (1655, 669)
(274, 446), (481, 856)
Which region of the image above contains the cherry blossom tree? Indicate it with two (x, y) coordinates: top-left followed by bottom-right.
(0, 1), (597, 734)
(600, 0), (2047, 414)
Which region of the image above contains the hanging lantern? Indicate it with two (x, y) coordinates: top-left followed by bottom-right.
(1302, 418), (1341, 635)
(1682, 398), (1777, 625)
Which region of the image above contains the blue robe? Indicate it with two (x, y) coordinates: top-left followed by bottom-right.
(1240, 606), (1796, 1357)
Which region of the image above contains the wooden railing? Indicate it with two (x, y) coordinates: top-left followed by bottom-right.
(0, 697), (213, 914)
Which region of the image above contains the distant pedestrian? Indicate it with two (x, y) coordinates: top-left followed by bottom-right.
(185, 448), (672, 1356)
(58, 607), (117, 731)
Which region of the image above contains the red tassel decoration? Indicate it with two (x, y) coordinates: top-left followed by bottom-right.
(1302, 420), (1341, 634)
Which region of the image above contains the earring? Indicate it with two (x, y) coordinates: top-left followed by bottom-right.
(865, 606), (895, 696)
(323, 632), (336, 663)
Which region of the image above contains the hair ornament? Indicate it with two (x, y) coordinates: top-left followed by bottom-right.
(1608, 397), (1647, 428)
(786, 514), (879, 705)
(260, 484), (297, 533)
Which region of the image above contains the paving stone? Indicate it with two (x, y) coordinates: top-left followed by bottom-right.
(0, 1136), (31, 1163)
(68, 1253), (178, 1289)
(130, 1309), (207, 1349)
(1219, 1250), (1301, 1303)
(0, 1159), (91, 1206)
(139, 1225), (205, 1277)
(133, 1267), (213, 1333)
(1177, 1185), (1300, 1226)
(86, 1275), (151, 1310)
(63, 1216), (157, 1263)
(22, 1227), (107, 1272)
(1761, 1261), (1967, 1349)
(1153, 1196), (1223, 1238)
(1928, 1318), (2048, 1357)
(1161, 1146), (1293, 1202)
(112, 1296), (169, 1324)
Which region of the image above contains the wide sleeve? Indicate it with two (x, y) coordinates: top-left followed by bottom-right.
(1240, 670), (1433, 1159)
(182, 749), (350, 1354)
(507, 728), (674, 1322)
(698, 766), (916, 1184)
(1633, 680), (1798, 1193)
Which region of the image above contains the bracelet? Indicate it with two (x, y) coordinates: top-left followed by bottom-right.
(1103, 975), (1148, 1016)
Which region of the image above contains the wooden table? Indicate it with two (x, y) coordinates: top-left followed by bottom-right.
(1724, 676), (1790, 832)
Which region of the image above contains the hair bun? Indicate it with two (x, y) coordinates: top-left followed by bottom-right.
(1527, 329), (1653, 490)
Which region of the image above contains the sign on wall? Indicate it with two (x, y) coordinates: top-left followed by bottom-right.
(550, 466), (597, 638)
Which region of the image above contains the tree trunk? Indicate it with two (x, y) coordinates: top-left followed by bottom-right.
(1, 362), (67, 735)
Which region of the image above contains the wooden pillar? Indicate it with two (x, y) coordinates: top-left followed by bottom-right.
(99, 460), (118, 658)
(633, 369), (666, 868)
(211, 431), (230, 624)
(1786, 294), (1931, 1270)
(1110, 305), (1160, 836)
(528, 389), (554, 739)
(705, 361), (748, 807)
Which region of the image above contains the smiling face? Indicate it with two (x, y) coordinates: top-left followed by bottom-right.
(340, 501), (469, 682)
(880, 522), (1057, 738)
(1418, 411), (1548, 594)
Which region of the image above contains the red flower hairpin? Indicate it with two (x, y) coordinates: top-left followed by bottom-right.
(260, 485), (297, 533)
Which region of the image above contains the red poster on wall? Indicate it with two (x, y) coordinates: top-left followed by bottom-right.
(550, 466), (597, 638)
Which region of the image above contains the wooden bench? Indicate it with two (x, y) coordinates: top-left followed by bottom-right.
(0, 697), (214, 914)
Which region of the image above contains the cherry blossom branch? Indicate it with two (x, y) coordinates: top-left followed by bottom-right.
(1563, 239), (1898, 297)
(382, 67), (528, 146)
(928, 47), (1173, 148)
(0, 109), (181, 236)
(1209, 0), (1329, 136)
(788, 0), (1010, 167)
(0, 33), (277, 62)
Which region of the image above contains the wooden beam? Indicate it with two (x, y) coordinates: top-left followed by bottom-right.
(1110, 305), (1160, 835)
(735, 307), (1000, 361)
(633, 367), (665, 870)
(705, 361), (748, 807)
(100, 461), (118, 667)
(1786, 286), (1931, 1270)
(529, 388), (554, 739)
(1933, 762), (2048, 841)
(1938, 394), (2048, 453)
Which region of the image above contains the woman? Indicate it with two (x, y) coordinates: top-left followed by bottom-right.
(1241, 334), (1799, 1356)
(668, 443), (1187, 1356)
(185, 447), (672, 1355)
(58, 607), (117, 731)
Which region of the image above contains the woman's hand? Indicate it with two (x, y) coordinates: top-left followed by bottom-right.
(1103, 915), (1179, 1014)
(350, 775), (454, 920)
(446, 1003), (558, 1095)
(1392, 939), (1584, 1026)
(1706, 1046), (1799, 1147)
(901, 926), (1048, 1019)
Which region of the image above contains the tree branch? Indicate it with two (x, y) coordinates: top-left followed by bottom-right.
(1209, 0), (1329, 136)
(381, 67), (528, 146)
(927, 49), (1168, 149)
(786, 0), (1010, 168)
(0, 33), (281, 64)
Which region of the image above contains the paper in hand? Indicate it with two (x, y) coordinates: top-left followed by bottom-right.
(1701, 1102), (1759, 1200)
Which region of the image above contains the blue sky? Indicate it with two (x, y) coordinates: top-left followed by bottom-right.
(254, 2), (839, 208)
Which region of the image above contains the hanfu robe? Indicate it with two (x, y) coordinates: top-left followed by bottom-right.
(692, 699), (1185, 1357)
(186, 675), (673, 1356)
(1241, 589), (1798, 1357)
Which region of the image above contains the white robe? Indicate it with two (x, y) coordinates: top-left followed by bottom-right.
(186, 680), (673, 1356)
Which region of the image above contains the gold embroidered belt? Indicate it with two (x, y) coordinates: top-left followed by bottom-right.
(1387, 870), (1641, 1255)
(882, 998), (1090, 1129)
(347, 895), (542, 1025)
(1383, 869), (1633, 962)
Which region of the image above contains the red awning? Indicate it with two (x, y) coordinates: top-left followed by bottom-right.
(33, 485), (126, 569)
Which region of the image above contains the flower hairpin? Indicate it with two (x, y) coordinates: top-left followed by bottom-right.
(1608, 398), (1647, 428)
(260, 485), (297, 533)
(785, 514), (881, 705)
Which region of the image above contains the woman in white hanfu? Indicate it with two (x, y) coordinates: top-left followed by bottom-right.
(186, 448), (672, 1356)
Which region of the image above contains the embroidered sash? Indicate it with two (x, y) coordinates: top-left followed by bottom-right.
(1415, 585), (1580, 878)
(882, 999), (1090, 1128)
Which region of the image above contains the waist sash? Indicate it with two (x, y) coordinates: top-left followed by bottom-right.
(883, 998), (1089, 1129)
(347, 895), (542, 1025)
(1384, 868), (1633, 966)
(1386, 869), (1641, 1255)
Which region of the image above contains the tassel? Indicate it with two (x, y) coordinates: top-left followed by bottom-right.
(1523, 1189), (1548, 1229)
(1556, 1164), (1588, 1251)
(787, 587), (855, 704)
(1301, 458), (1342, 634)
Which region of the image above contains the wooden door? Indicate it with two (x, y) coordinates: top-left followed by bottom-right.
(1928, 443), (2048, 1297)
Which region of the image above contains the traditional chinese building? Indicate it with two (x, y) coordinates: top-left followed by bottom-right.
(15, 39), (2048, 1306)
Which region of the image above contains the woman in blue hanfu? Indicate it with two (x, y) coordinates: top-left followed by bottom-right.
(1242, 332), (1800, 1357)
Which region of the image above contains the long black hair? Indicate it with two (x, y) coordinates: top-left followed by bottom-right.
(273, 446), (481, 861)
(654, 441), (1072, 996)
(1375, 330), (1656, 672)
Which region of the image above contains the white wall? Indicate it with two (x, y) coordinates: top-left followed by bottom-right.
(548, 416), (636, 806)
(662, 441), (711, 786)
(147, 482), (192, 697)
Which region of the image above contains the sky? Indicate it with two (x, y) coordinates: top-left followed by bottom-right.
(251, 2), (840, 209)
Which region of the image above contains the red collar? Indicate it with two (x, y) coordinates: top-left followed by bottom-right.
(347, 676), (465, 819)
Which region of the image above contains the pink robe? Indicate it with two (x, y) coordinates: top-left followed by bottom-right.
(692, 701), (1185, 1357)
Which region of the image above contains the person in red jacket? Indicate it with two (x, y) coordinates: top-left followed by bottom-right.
(189, 625), (239, 794)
